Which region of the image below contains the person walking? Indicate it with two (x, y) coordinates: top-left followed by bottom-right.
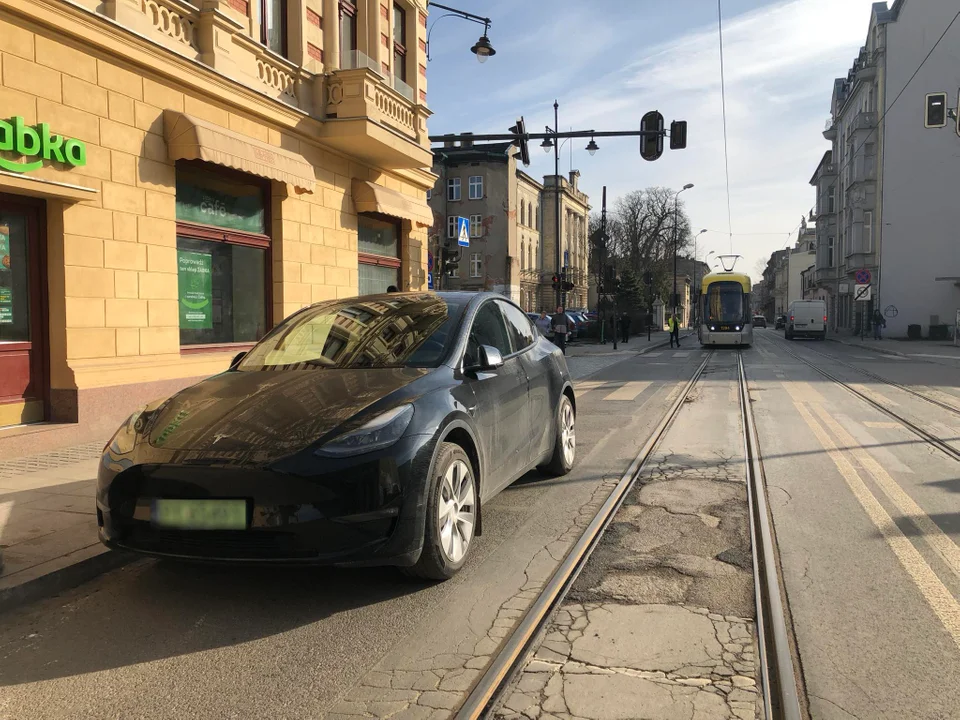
(621, 312), (631, 343)
(873, 308), (886, 340)
(668, 313), (680, 348)
(551, 305), (569, 355)
(535, 310), (552, 338)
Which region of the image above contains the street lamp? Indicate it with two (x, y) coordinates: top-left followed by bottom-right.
(585, 137), (599, 156)
(672, 183), (694, 326)
(425, 2), (496, 63)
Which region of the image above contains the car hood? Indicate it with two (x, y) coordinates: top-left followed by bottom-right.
(143, 367), (430, 457)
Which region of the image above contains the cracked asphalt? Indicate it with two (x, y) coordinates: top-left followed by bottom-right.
(0, 350), (705, 720)
(496, 350), (759, 720)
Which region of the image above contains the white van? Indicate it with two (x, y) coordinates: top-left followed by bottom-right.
(786, 300), (827, 340)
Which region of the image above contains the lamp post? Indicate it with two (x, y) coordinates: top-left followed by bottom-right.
(672, 183), (694, 326)
(425, 2), (496, 62)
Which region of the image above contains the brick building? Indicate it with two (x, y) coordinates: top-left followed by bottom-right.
(0, 0), (434, 451)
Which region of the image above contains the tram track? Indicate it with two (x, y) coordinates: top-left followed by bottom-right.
(764, 334), (960, 463)
(454, 349), (803, 720)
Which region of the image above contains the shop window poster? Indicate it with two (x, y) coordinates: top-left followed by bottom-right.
(177, 250), (213, 329)
(0, 225), (12, 324)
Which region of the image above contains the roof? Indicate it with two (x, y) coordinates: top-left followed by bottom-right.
(701, 271), (752, 294)
(809, 150), (834, 185)
(516, 168), (544, 190)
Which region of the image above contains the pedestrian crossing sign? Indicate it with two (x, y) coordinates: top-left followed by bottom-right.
(457, 217), (470, 247)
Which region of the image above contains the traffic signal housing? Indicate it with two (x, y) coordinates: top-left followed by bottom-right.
(441, 245), (459, 275)
(669, 120), (688, 150)
(509, 116), (530, 166)
(640, 111), (664, 162)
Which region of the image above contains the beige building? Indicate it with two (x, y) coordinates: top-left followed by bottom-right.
(0, 0), (435, 453)
(427, 139), (544, 310)
(541, 171), (590, 310)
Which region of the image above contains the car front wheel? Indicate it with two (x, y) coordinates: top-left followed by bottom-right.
(542, 394), (576, 476)
(404, 442), (476, 581)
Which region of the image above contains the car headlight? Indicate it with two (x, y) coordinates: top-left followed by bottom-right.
(106, 406), (146, 455)
(316, 405), (414, 457)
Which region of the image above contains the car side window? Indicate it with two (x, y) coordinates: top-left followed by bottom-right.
(466, 301), (513, 366)
(497, 300), (536, 353)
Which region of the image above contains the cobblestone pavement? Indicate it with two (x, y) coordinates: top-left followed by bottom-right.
(496, 351), (760, 720)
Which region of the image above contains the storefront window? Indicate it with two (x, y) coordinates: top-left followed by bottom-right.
(175, 164), (270, 347)
(0, 214), (29, 342)
(358, 214), (401, 295)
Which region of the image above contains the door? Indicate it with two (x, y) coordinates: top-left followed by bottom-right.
(464, 300), (529, 496)
(0, 197), (46, 426)
(498, 300), (551, 464)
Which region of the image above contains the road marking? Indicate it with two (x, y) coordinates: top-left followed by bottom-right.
(854, 355), (879, 360)
(864, 421), (901, 429)
(781, 381), (827, 405)
(910, 354), (960, 360)
(673, 352), (690, 358)
(812, 404), (960, 581)
(574, 381), (606, 396)
(603, 381), (651, 401)
(916, 386), (960, 412)
(644, 352), (662, 358)
(793, 401), (960, 649)
(849, 383), (899, 407)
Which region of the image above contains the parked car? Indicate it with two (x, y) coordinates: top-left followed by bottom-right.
(564, 311), (583, 341)
(774, 315), (786, 329)
(97, 292), (577, 580)
(753, 315), (767, 328)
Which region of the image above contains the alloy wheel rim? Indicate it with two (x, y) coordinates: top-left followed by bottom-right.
(561, 402), (576, 466)
(438, 459), (475, 564)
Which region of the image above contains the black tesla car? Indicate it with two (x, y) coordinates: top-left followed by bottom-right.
(97, 292), (576, 580)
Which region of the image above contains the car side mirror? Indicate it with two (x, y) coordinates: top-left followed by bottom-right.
(466, 345), (504, 373)
(230, 351), (247, 369)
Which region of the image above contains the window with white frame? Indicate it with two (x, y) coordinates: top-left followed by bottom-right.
(447, 177), (461, 201)
(470, 252), (482, 278)
(828, 236), (835, 267)
(447, 215), (457, 239)
(426, 188), (432, 200)
(468, 175), (483, 200)
(863, 211), (873, 251)
(470, 214), (482, 237)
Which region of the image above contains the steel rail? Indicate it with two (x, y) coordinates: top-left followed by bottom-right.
(768, 337), (960, 463)
(738, 353), (803, 720)
(454, 352), (714, 719)
(776, 337), (960, 418)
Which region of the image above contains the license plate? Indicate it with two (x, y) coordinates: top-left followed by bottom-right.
(152, 499), (248, 530)
(795, 323), (807, 328)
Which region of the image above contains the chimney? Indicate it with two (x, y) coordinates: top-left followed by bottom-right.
(442, 134), (456, 148)
(568, 169), (580, 190)
(460, 132), (474, 148)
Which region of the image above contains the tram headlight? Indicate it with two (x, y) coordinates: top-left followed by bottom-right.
(734, 325), (741, 331)
(709, 325), (716, 331)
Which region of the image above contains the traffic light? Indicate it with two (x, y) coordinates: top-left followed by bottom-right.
(551, 274), (560, 290)
(669, 120), (688, 150)
(559, 266), (574, 293)
(640, 111), (664, 162)
(509, 116), (530, 166)
(441, 245), (459, 275)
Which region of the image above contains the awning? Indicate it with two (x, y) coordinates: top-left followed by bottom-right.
(164, 111), (315, 192)
(352, 179), (433, 227)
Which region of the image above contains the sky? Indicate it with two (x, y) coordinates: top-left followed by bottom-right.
(423, 0), (882, 281)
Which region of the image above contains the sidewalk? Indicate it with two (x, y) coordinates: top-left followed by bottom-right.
(829, 334), (960, 360)
(0, 443), (132, 612)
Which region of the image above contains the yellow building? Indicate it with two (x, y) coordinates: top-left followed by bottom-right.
(0, 0), (435, 452)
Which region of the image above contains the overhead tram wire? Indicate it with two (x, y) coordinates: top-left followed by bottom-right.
(717, 0), (733, 254)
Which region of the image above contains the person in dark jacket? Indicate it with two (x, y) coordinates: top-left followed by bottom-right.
(621, 312), (631, 343)
(551, 305), (569, 355)
(873, 308), (886, 339)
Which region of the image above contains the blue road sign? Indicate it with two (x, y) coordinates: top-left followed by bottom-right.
(855, 268), (871, 285)
(427, 272), (434, 290)
(457, 217), (470, 247)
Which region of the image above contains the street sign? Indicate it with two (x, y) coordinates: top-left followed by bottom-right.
(427, 272), (433, 290)
(854, 283), (871, 302)
(427, 250), (434, 271)
(457, 217), (470, 247)
(855, 269), (872, 285)
(839, 282), (850, 294)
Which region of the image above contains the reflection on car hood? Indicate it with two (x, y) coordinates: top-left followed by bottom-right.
(144, 367), (429, 456)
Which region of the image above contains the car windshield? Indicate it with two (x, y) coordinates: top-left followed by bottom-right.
(237, 294), (465, 370)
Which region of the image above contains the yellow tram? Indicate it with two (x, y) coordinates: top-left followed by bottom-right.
(698, 271), (754, 347)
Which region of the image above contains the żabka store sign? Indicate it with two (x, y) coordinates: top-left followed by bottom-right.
(0, 116), (87, 173)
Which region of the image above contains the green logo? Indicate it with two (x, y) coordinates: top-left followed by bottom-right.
(0, 116), (87, 173)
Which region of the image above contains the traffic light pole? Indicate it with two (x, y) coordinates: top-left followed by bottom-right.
(552, 102), (562, 310)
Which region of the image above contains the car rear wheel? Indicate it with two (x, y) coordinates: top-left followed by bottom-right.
(404, 442), (476, 581)
(542, 394), (576, 476)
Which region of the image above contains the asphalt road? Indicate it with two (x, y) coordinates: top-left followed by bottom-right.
(0, 351), (707, 720)
(748, 329), (960, 720)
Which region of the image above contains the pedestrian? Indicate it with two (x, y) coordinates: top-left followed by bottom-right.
(535, 310), (552, 338)
(621, 312), (631, 343)
(551, 305), (568, 355)
(668, 313), (680, 348)
(386, 285), (399, 293)
(873, 308), (886, 340)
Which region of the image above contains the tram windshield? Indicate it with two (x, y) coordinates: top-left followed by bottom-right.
(704, 282), (749, 324)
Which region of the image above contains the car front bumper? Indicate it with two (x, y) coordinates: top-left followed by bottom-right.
(96, 434), (437, 566)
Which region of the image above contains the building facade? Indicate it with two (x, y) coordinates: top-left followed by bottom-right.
(787, 222), (816, 307)
(541, 171), (590, 311)
(811, 0), (960, 336)
(0, 0), (434, 448)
